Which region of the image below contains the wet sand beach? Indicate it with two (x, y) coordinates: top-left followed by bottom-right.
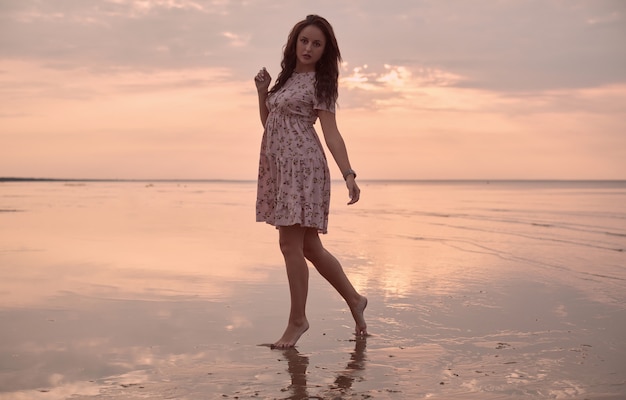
(1, 180), (625, 399)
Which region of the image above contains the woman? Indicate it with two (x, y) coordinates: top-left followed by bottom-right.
(254, 15), (368, 349)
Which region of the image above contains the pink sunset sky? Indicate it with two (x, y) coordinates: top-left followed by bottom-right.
(1, 0), (625, 180)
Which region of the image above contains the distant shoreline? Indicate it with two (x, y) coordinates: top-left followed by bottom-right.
(2, 177), (625, 185)
(0, 177), (256, 183)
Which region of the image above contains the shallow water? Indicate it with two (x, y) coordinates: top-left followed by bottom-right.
(1, 180), (625, 399)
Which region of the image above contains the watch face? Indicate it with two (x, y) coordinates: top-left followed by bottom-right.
(343, 169), (356, 180)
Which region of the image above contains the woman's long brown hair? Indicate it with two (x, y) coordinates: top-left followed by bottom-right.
(269, 15), (341, 109)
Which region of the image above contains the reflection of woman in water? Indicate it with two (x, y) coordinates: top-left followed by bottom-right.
(281, 338), (368, 398)
(333, 338), (367, 391)
(282, 348), (309, 400)
(254, 14), (368, 349)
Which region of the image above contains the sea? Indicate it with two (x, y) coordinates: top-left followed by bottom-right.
(1, 179), (625, 399)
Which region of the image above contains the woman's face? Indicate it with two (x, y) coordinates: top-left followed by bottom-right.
(295, 25), (326, 72)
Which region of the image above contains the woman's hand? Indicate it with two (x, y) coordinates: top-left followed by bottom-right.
(346, 177), (360, 205)
(254, 67), (271, 93)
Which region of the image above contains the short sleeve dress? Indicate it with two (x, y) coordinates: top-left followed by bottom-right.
(256, 71), (335, 234)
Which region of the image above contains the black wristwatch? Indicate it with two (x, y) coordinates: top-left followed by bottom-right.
(343, 169), (357, 180)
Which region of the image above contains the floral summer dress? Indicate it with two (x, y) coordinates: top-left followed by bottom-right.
(256, 71), (335, 234)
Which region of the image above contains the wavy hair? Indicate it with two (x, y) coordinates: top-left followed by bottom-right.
(269, 15), (341, 109)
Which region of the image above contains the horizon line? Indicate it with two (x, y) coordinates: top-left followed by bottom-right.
(2, 177), (626, 183)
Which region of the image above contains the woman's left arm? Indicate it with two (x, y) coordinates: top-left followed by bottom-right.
(318, 110), (360, 205)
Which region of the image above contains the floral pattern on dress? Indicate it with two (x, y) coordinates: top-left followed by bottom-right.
(256, 71), (335, 234)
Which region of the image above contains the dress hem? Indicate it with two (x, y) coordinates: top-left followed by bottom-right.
(256, 219), (328, 234)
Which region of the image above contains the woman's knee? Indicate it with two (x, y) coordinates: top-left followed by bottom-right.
(279, 238), (302, 258)
(303, 232), (325, 262)
(279, 226), (306, 258)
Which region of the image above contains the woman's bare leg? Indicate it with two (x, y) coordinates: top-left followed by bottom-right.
(273, 225), (310, 348)
(303, 228), (368, 336)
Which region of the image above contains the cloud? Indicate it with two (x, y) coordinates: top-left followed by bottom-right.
(103, 0), (211, 15)
(221, 31), (251, 47)
(0, 0), (238, 69)
(340, 63), (471, 110)
(2, 0), (624, 92)
(335, 0), (626, 91)
(342, 63), (463, 90)
(339, 61), (626, 120)
(1, 0), (625, 179)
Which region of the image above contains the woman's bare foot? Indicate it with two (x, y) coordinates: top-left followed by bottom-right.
(271, 319), (310, 349)
(350, 295), (368, 337)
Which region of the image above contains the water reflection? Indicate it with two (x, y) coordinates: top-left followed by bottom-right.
(2, 181), (625, 308)
(281, 337), (367, 400)
(1, 181), (625, 399)
(332, 338), (367, 392)
(281, 348), (309, 400)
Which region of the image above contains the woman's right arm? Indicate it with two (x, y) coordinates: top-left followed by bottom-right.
(254, 68), (271, 127)
(257, 91), (269, 127)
